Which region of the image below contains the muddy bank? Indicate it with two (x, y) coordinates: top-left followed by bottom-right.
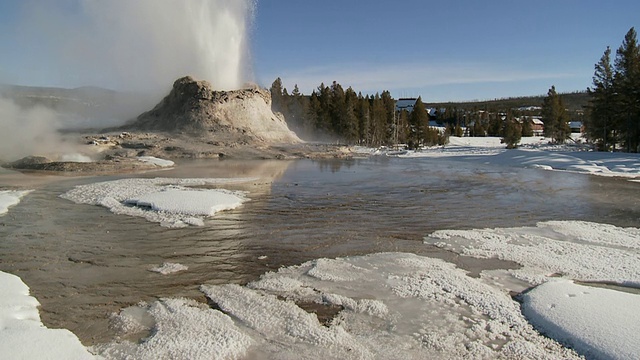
(2, 131), (358, 176)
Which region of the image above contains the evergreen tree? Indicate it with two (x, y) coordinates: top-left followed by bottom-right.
(587, 47), (617, 150)
(381, 91), (396, 143)
(487, 111), (502, 136)
(344, 87), (360, 143)
(502, 119), (522, 149)
(371, 93), (387, 146)
(541, 86), (570, 143)
(409, 96), (429, 148)
(521, 116), (534, 137)
(288, 84), (307, 136)
(357, 94), (371, 145)
(306, 91), (322, 134)
(270, 77), (285, 114)
(614, 27), (640, 152)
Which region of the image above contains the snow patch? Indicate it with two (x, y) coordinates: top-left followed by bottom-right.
(0, 271), (95, 359)
(93, 298), (252, 360)
(0, 190), (32, 216)
(136, 156), (174, 168)
(60, 178), (249, 227)
(426, 221), (640, 286)
(522, 279), (640, 360)
(149, 262), (188, 275)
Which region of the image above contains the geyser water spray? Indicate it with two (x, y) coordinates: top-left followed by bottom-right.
(77, 0), (255, 91)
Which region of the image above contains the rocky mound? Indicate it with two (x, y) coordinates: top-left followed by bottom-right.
(128, 76), (301, 144)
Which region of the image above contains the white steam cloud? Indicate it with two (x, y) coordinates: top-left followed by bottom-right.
(0, 98), (70, 162)
(17, 0), (255, 93)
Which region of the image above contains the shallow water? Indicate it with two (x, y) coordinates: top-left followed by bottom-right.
(0, 157), (639, 344)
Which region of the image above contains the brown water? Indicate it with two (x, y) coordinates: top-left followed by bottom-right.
(1, 157), (639, 345)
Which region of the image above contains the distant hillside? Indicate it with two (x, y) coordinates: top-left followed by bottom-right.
(425, 91), (590, 112)
(0, 83), (159, 129)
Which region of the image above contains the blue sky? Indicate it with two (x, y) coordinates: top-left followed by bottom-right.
(1, 1), (639, 102)
(252, 1), (640, 101)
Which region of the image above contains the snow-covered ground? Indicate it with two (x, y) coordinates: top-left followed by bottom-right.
(0, 271), (95, 359)
(383, 135), (640, 179)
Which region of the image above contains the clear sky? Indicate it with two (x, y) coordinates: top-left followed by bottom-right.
(1, 1), (639, 102)
(252, 0), (640, 101)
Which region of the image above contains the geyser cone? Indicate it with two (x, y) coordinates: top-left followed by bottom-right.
(130, 76), (301, 144)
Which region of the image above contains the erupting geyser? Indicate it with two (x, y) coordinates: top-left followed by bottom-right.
(22, 0), (256, 93)
(80, 0), (255, 91)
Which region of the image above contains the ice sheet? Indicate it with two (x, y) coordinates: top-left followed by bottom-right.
(60, 178), (249, 227)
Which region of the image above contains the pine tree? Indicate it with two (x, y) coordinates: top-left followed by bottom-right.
(521, 116), (534, 137)
(614, 27), (640, 152)
(502, 119), (522, 149)
(357, 94), (371, 145)
(587, 47), (617, 150)
(344, 87), (360, 143)
(542, 86), (570, 143)
(410, 97), (429, 148)
(270, 77), (284, 113)
(371, 93), (387, 146)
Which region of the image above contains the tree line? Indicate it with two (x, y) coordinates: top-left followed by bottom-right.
(586, 27), (640, 152)
(270, 79), (447, 148)
(269, 79), (538, 148)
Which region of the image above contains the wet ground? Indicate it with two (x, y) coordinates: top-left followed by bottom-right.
(1, 157), (639, 345)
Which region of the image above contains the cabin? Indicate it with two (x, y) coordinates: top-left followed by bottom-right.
(569, 121), (584, 133)
(530, 117), (544, 136)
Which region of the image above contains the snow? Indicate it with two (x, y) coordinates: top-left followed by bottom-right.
(60, 178), (250, 227)
(94, 253), (580, 359)
(149, 262), (188, 275)
(395, 135), (640, 178)
(93, 298), (253, 360)
(0, 271), (95, 360)
(136, 156), (175, 168)
(0, 190), (32, 216)
(3, 220), (638, 358)
(522, 279), (640, 360)
(426, 221), (640, 358)
(425, 221), (640, 286)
